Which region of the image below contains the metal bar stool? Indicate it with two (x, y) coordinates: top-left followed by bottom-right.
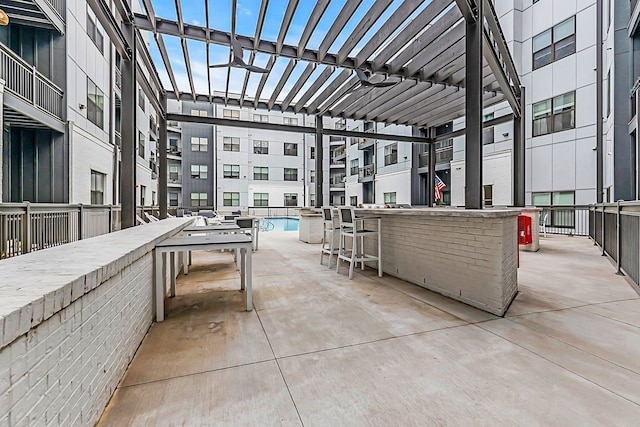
(335, 206), (382, 279)
(320, 206), (340, 268)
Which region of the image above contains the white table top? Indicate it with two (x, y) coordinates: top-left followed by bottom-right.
(156, 234), (252, 248)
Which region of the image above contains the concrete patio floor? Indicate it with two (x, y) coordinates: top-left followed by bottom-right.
(98, 233), (640, 426)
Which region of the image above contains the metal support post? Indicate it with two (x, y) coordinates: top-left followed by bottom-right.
(121, 26), (137, 228)
(429, 139), (436, 207)
(78, 203), (84, 240)
(23, 202), (31, 253)
(159, 94), (168, 219)
(602, 204), (606, 256)
(315, 116), (324, 207)
(513, 86), (526, 207)
(616, 200), (622, 274)
(464, 1), (484, 210)
(596, 0), (604, 203)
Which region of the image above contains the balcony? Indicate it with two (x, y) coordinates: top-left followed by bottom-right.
(418, 152), (429, 169)
(330, 174), (346, 190)
(168, 175), (182, 186)
(2, 0), (65, 33)
(358, 164), (375, 182)
(0, 42), (64, 130)
(436, 147), (453, 164)
(332, 146), (346, 161)
(358, 138), (375, 150)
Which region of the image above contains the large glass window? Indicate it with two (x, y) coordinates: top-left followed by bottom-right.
(87, 15), (104, 54)
(90, 170), (105, 204)
(223, 164), (239, 179)
(532, 191), (576, 228)
(191, 137), (208, 152)
(384, 192), (396, 204)
(87, 78), (104, 129)
(190, 192), (208, 207)
(350, 159), (359, 175)
(532, 17), (576, 69)
(253, 166), (269, 180)
(253, 193), (269, 207)
(223, 109), (239, 120)
(223, 137), (240, 152)
(191, 165), (208, 179)
(284, 143), (298, 156)
(284, 193), (298, 207)
(284, 168), (298, 181)
(532, 91), (575, 137)
(253, 140), (269, 154)
(169, 165), (179, 182)
(223, 192), (240, 206)
(138, 88), (145, 111)
(169, 192), (179, 206)
(384, 143), (398, 166)
(138, 131), (145, 158)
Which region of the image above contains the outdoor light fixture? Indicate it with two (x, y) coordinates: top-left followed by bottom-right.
(0, 9), (9, 26)
(79, 104), (87, 110)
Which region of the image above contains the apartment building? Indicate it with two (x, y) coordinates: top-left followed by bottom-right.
(0, 1), (158, 206)
(168, 99), (333, 213)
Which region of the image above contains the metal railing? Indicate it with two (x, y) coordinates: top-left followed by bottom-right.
(590, 202), (640, 289)
(247, 207), (301, 217)
(0, 42), (64, 120)
(539, 206), (590, 236)
(332, 146), (346, 159)
(1, 203), (121, 260)
(358, 164), (375, 180)
(45, 0), (65, 20)
(436, 147), (453, 164)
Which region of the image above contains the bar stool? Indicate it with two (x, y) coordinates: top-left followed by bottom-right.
(320, 206), (340, 268)
(335, 206), (382, 279)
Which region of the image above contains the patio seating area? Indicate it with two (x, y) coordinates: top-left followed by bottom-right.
(98, 233), (640, 425)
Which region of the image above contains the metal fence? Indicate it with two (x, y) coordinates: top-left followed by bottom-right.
(0, 203), (121, 260)
(539, 206), (590, 236)
(247, 207), (300, 217)
(589, 202), (640, 288)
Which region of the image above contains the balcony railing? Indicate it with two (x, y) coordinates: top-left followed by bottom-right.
(168, 175), (182, 185)
(332, 146), (346, 159)
(436, 147), (453, 164)
(45, 0), (65, 20)
(1, 203), (121, 259)
(358, 164), (375, 180)
(418, 152), (429, 168)
(115, 130), (121, 147)
(115, 66), (122, 90)
(0, 42), (64, 120)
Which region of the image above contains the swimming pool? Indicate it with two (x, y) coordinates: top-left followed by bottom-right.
(262, 217), (299, 232)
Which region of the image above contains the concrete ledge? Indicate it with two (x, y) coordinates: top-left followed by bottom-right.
(0, 218), (191, 426)
(358, 207), (520, 219)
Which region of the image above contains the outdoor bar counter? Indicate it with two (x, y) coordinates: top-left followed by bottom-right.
(357, 208), (519, 316)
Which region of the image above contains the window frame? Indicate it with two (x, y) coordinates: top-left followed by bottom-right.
(90, 170), (105, 205)
(253, 140), (269, 154)
(384, 192), (397, 204)
(191, 164), (209, 179)
(384, 143), (398, 166)
(284, 193), (298, 207)
(350, 159), (359, 175)
(138, 131), (145, 159)
(223, 137), (240, 152)
(253, 166), (269, 180)
(532, 91), (575, 137)
(284, 168), (298, 181)
(223, 164), (240, 179)
(87, 14), (104, 54)
(532, 16), (576, 70)
(169, 192), (179, 207)
(190, 192), (208, 207)
(223, 192), (240, 207)
(223, 109), (239, 120)
(190, 137), (208, 152)
(253, 114), (269, 123)
(284, 143), (298, 156)
(253, 193), (269, 207)
(283, 117), (298, 125)
(87, 78), (104, 129)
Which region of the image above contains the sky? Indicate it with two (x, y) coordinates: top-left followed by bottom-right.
(142, 0), (433, 107)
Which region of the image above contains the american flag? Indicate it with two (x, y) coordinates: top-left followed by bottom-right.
(435, 175), (446, 201)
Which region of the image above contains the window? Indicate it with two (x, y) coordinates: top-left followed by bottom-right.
(284, 143), (298, 156)
(532, 17), (575, 70)
(191, 137), (208, 152)
(138, 131), (145, 158)
(532, 91), (575, 136)
(310, 170), (315, 183)
(532, 191), (576, 228)
(87, 15), (104, 54)
(253, 166), (269, 180)
(384, 143), (398, 166)
(310, 147), (315, 159)
(310, 195), (315, 207)
(223, 164), (239, 179)
(169, 193), (179, 206)
(223, 192), (240, 206)
(384, 192), (396, 204)
(483, 113), (495, 145)
(223, 109), (239, 120)
(190, 109), (207, 117)
(253, 140), (269, 154)
(435, 122), (453, 136)
(138, 88), (145, 111)
(191, 192), (208, 207)
(350, 196), (358, 206)
(284, 168), (298, 181)
(191, 165), (208, 179)
(253, 193), (269, 207)
(169, 165), (179, 182)
(350, 159), (359, 175)
(284, 193), (298, 207)
(152, 191), (156, 206)
(140, 185), (146, 206)
(483, 185), (493, 207)
(90, 170), (105, 204)
(606, 70), (611, 118)
(253, 114), (269, 123)
(169, 138), (178, 149)
(223, 137), (240, 152)
(87, 78), (104, 128)
(284, 117), (298, 125)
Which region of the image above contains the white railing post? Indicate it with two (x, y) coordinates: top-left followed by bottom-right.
(32, 65), (37, 106)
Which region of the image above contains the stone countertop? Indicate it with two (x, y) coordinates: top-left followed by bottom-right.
(355, 207), (521, 219)
(0, 218), (193, 347)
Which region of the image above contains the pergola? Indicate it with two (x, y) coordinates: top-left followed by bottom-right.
(87, 0), (524, 228)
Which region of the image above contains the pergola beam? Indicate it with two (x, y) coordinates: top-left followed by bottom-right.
(253, 56), (276, 108)
(268, 59), (297, 110)
(307, 69), (352, 114)
(337, 0), (393, 65)
(298, 0), (330, 56)
(294, 67), (335, 113)
(277, 0), (300, 55)
(317, 0), (363, 61)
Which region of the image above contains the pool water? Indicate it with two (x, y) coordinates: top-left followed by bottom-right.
(263, 217), (299, 232)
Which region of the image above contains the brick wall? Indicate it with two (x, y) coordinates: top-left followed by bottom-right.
(0, 218), (192, 426)
(360, 210), (518, 316)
